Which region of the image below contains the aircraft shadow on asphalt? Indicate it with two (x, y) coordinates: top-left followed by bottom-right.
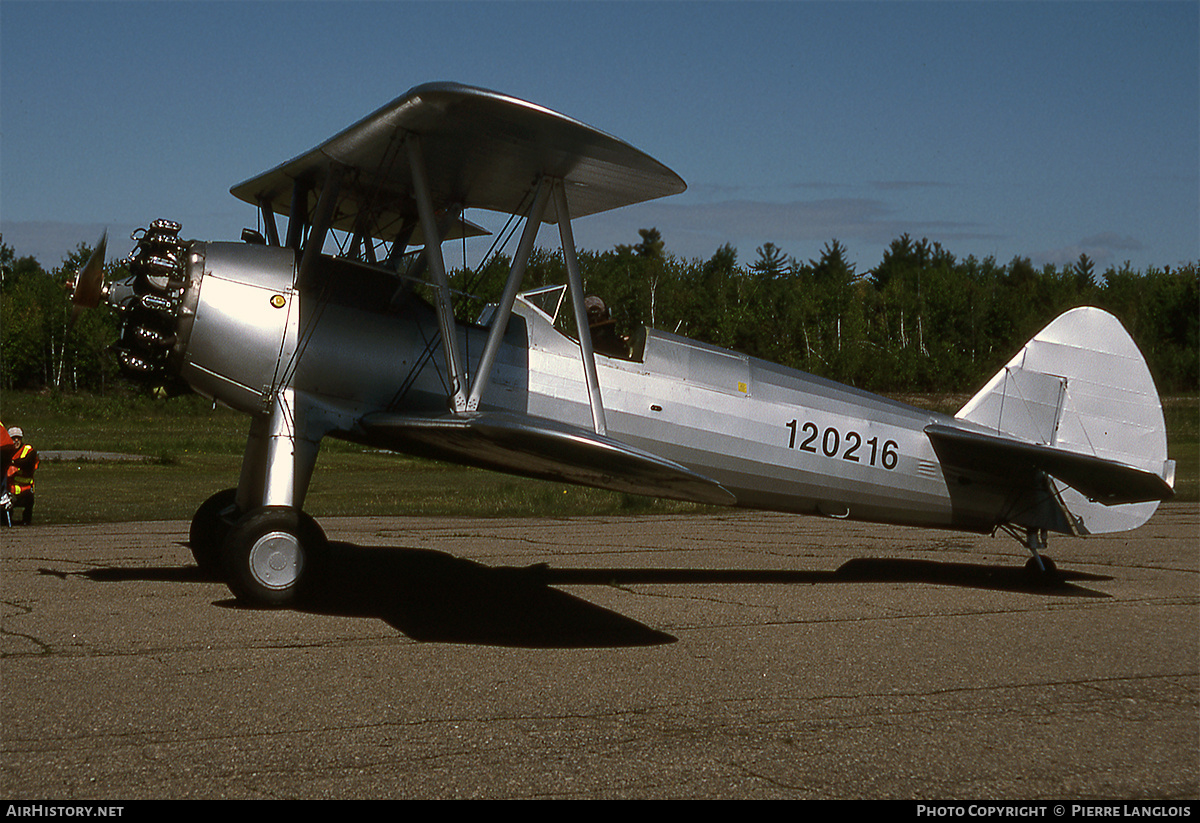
(70, 539), (1111, 649)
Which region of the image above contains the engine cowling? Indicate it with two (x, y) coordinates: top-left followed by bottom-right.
(113, 221), (300, 413)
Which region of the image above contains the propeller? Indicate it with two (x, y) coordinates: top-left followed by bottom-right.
(69, 230), (107, 327)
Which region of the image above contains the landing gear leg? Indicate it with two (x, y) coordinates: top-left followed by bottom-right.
(217, 388), (333, 606)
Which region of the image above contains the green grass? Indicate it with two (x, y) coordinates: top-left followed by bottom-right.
(1, 389), (1195, 525)
(0, 390), (249, 456)
(1162, 395), (1199, 503)
(0, 390), (711, 524)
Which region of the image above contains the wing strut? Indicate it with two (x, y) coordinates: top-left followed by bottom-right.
(554, 181), (606, 436)
(286, 181), (309, 250)
(461, 177), (606, 435)
(297, 162), (344, 290)
(406, 133), (469, 412)
(258, 197), (281, 246)
(467, 176), (552, 411)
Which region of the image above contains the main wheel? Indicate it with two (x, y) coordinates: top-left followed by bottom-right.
(189, 488), (240, 578)
(221, 507), (327, 607)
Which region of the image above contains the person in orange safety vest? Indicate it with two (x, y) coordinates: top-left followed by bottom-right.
(0, 424), (13, 527)
(6, 426), (38, 526)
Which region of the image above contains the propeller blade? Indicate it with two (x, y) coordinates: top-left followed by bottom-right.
(71, 230), (108, 309)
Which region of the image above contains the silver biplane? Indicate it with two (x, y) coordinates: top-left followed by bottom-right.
(73, 83), (1175, 606)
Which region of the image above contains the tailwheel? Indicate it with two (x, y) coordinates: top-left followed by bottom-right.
(1018, 527), (1060, 586)
(1024, 554), (1059, 585)
(189, 488), (240, 578)
(221, 507), (327, 607)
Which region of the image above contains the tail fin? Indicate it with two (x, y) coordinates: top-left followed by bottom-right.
(955, 307), (1174, 534)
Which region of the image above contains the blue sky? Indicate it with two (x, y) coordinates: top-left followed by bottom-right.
(2, 1), (1196, 275)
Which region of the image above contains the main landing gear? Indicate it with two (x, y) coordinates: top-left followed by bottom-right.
(189, 489), (328, 607)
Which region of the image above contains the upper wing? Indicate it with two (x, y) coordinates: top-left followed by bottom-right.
(230, 82), (686, 243)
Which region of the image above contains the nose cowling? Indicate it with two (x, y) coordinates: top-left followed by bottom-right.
(107, 221), (300, 410)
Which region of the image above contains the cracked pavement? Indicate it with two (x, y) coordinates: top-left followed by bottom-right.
(2, 506), (1196, 799)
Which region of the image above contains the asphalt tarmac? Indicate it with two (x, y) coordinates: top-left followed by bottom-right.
(2, 504), (1196, 799)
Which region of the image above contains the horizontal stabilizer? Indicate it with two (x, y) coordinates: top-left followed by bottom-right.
(359, 410), (736, 506)
(926, 423), (1174, 506)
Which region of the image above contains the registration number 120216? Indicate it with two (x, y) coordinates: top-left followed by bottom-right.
(784, 420), (899, 470)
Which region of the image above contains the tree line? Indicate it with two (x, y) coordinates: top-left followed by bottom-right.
(1, 240), (120, 393)
(2, 231), (1196, 395)
(473, 230), (1197, 395)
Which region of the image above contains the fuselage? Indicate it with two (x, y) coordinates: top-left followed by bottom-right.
(114, 241), (974, 533)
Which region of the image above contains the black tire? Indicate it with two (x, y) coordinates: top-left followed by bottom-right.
(189, 488), (240, 578)
(220, 507), (327, 607)
(1024, 555), (1059, 584)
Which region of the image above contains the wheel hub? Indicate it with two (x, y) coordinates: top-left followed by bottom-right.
(248, 530), (303, 590)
